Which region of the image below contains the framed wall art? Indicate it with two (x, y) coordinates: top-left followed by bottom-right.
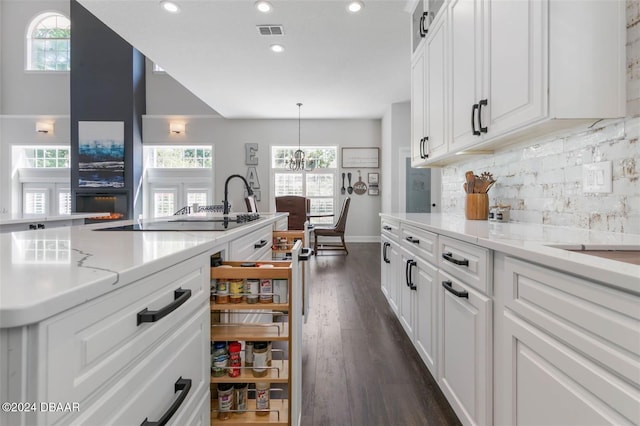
(341, 147), (379, 168)
(78, 121), (125, 188)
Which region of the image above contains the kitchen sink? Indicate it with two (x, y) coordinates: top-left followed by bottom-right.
(548, 245), (640, 265)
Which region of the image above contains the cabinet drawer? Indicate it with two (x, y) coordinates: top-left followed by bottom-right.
(400, 224), (437, 264)
(438, 235), (491, 294)
(40, 255), (208, 419)
(63, 304), (210, 426)
(229, 224), (272, 261)
(503, 256), (640, 388)
(381, 218), (400, 241)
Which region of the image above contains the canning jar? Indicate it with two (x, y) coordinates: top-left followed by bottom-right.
(211, 342), (229, 377)
(228, 341), (242, 377)
(234, 383), (248, 413)
(229, 278), (244, 303)
(255, 382), (270, 416)
(252, 342), (268, 377)
(217, 383), (233, 420)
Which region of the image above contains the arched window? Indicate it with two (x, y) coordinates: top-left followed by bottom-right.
(26, 12), (71, 71)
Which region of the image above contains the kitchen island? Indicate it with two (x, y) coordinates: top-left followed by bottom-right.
(380, 213), (639, 426)
(0, 212), (291, 425)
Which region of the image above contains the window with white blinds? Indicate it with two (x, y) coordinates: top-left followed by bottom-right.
(144, 146), (214, 218)
(271, 146), (338, 225)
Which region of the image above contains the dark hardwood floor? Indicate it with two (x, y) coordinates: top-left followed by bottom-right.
(302, 243), (461, 426)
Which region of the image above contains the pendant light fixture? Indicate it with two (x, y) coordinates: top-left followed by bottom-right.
(287, 103), (305, 171)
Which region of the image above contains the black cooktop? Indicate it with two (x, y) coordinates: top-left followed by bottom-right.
(95, 214), (260, 232)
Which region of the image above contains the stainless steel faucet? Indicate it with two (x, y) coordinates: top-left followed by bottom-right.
(223, 174), (253, 215)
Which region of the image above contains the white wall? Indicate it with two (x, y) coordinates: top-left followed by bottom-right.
(143, 116), (382, 241)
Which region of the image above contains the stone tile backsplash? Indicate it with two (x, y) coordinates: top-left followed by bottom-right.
(441, 118), (640, 233)
(442, 1), (640, 234)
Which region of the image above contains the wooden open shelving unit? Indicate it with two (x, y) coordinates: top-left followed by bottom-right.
(210, 259), (295, 425)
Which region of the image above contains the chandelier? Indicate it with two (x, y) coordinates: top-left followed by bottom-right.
(287, 102), (313, 171)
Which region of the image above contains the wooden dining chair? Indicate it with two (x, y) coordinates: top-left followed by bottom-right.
(313, 197), (351, 255)
(275, 196), (307, 230)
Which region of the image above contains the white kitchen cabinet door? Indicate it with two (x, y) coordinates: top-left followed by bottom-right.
(414, 256), (438, 377)
(398, 249), (417, 339)
(424, 8), (448, 160)
(501, 310), (637, 425)
(411, 45), (427, 166)
(381, 237), (400, 315)
(484, 0), (546, 139)
(439, 270), (492, 426)
(449, 0), (483, 152)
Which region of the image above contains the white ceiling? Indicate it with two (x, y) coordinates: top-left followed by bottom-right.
(77, 0), (412, 119)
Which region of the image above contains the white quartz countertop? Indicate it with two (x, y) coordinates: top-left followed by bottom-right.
(0, 212), (109, 226)
(381, 213), (640, 294)
(0, 213), (286, 328)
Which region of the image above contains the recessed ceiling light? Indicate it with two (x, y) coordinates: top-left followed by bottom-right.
(160, 0), (180, 13)
(270, 44), (285, 53)
(347, 1), (364, 13)
(255, 0), (272, 13)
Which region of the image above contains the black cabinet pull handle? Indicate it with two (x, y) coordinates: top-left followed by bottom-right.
(37, 223), (45, 229)
(421, 137), (430, 159)
(254, 239), (268, 249)
(419, 13), (426, 37)
(442, 280), (468, 298)
(408, 260), (417, 290)
(405, 259), (411, 288)
(471, 103), (480, 136)
(298, 247), (313, 261)
(383, 225), (392, 231)
(478, 99), (488, 133)
(442, 252), (469, 267)
(137, 288), (191, 326)
(405, 236), (420, 244)
(140, 377), (192, 426)
(421, 12), (429, 36)
(29, 224), (37, 230)
(383, 242), (390, 263)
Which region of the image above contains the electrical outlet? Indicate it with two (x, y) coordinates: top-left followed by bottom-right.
(583, 161), (612, 193)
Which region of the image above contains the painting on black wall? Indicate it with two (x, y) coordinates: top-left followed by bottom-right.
(78, 121), (125, 188)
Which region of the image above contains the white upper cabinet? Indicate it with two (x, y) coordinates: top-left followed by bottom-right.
(412, 0), (626, 166)
(412, 8), (449, 167)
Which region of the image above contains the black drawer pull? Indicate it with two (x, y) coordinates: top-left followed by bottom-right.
(137, 288), (191, 326)
(254, 239), (268, 248)
(442, 252), (469, 266)
(299, 247), (313, 261)
(405, 236), (420, 244)
(383, 225), (392, 231)
(140, 377), (192, 426)
(442, 281), (468, 299)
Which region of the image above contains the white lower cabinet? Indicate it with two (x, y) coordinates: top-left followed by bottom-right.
(398, 248), (417, 339)
(413, 256), (438, 376)
(438, 269), (492, 426)
(381, 236), (400, 314)
(494, 254), (640, 426)
(71, 305), (209, 425)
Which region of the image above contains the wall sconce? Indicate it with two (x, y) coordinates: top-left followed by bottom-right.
(36, 122), (54, 134)
(169, 122), (186, 134)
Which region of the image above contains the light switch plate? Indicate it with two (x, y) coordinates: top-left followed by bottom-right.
(583, 161), (612, 193)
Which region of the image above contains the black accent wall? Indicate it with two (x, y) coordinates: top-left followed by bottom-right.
(70, 0), (145, 220)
